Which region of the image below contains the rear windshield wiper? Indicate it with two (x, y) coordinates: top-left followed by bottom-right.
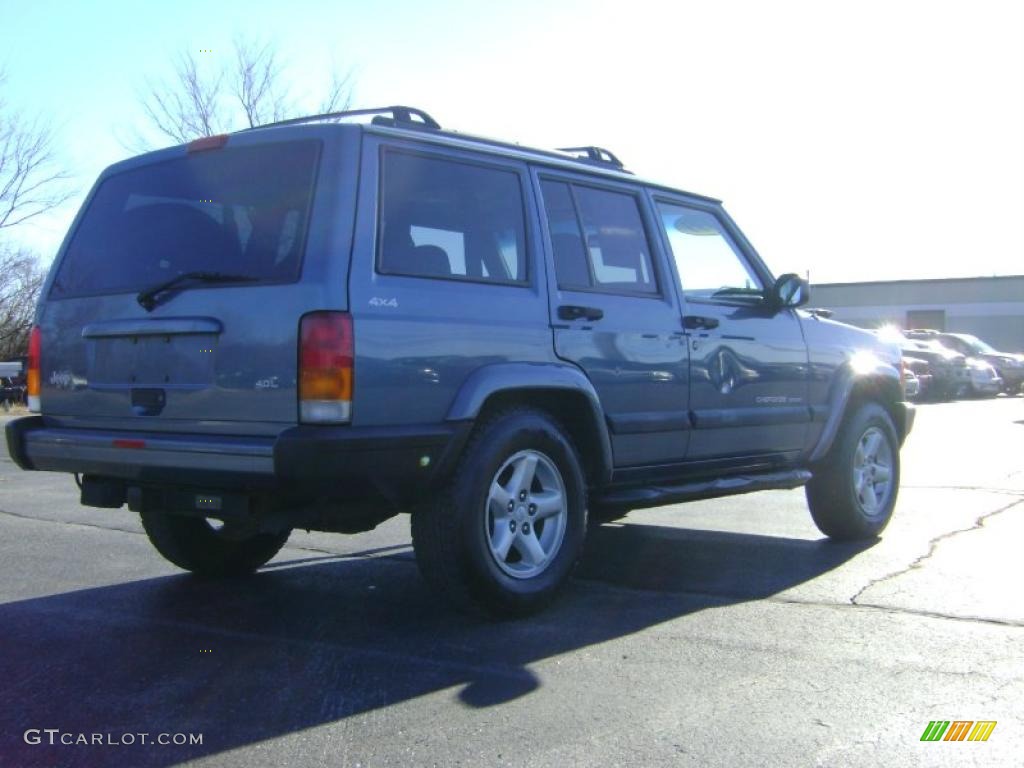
(137, 271), (258, 311)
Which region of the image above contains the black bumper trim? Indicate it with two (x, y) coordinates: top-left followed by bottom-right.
(272, 421), (472, 502)
(895, 402), (916, 444)
(8, 416), (472, 507)
(5, 416), (43, 470)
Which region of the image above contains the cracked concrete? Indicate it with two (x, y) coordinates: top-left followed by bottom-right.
(849, 496), (1024, 608)
(853, 496), (1024, 625)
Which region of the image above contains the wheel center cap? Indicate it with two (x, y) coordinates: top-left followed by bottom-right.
(516, 506), (527, 520)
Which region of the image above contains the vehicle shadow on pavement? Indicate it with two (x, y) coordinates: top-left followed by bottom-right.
(0, 525), (873, 767)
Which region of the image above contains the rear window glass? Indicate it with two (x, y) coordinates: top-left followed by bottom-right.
(50, 140), (320, 299)
(540, 180), (658, 295)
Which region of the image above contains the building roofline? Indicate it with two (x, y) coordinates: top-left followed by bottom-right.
(814, 274), (1024, 289)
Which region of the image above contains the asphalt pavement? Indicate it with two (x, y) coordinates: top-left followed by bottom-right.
(0, 397), (1021, 767)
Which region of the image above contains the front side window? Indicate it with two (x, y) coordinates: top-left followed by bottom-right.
(378, 152), (527, 283)
(657, 203), (764, 301)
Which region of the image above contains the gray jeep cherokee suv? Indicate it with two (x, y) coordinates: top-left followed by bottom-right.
(6, 106), (914, 616)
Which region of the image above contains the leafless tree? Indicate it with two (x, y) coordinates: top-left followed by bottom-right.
(133, 38), (355, 146)
(233, 39), (288, 129)
(318, 68), (356, 115)
(0, 71), (73, 231)
(0, 71), (69, 359)
(0, 245), (44, 360)
(139, 52), (226, 145)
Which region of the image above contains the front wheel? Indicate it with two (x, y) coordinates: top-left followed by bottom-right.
(140, 511), (291, 577)
(806, 402), (900, 540)
(411, 408), (587, 617)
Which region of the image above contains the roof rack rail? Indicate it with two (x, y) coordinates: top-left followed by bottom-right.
(246, 105), (441, 132)
(556, 145), (625, 169)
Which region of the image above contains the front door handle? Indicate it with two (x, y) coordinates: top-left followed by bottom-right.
(558, 305), (604, 322)
(683, 315), (720, 331)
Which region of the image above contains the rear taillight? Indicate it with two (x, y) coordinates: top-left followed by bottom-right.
(299, 312), (353, 423)
(27, 326), (41, 412)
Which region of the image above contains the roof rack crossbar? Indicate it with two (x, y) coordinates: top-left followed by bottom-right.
(556, 145), (625, 169)
(246, 105), (441, 131)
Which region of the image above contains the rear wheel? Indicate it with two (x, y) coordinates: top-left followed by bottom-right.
(806, 402), (900, 540)
(412, 408), (587, 617)
(140, 511), (291, 577)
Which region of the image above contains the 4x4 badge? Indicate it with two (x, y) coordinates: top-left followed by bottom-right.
(368, 297), (398, 308)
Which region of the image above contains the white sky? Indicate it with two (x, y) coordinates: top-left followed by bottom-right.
(2, 0), (1022, 284)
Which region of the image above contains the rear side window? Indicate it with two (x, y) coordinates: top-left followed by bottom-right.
(50, 140), (320, 299)
(378, 152), (527, 284)
(540, 180), (658, 295)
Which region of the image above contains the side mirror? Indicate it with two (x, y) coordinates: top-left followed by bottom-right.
(769, 273), (810, 310)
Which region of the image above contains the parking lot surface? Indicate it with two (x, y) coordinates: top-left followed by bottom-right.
(1, 397), (1022, 767)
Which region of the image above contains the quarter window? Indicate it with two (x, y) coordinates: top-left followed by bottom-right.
(539, 181), (589, 289)
(379, 152), (527, 283)
(657, 203), (763, 301)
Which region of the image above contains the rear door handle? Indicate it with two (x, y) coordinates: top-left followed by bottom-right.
(683, 315), (720, 331)
(558, 305), (604, 322)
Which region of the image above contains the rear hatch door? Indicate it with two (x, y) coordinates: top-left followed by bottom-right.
(39, 132), (346, 436)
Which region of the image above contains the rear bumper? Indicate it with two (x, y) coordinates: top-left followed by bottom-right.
(7, 416), (275, 477)
(6, 416), (470, 504)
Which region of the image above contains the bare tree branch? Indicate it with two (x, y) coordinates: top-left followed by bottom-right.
(0, 71), (66, 357)
(0, 74), (73, 230)
(0, 244), (44, 358)
(138, 51), (226, 145)
(233, 38), (291, 127)
(131, 39), (355, 146)
(319, 67), (356, 114)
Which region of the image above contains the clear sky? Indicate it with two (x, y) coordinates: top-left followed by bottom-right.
(2, 0), (1021, 284)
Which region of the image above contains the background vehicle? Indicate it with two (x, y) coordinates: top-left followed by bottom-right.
(877, 328), (968, 400)
(907, 329), (1024, 395)
(901, 355), (932, 401)
(0, 377), (25, 409)
(5, 106), (914, 616)
(964, 359), (1003, 397)
(902, 368), (920, 400)
(0, 362), (25, 409)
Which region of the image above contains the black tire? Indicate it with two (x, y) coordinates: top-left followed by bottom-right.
(805, 402), (900, 540)
(140, 511), (291, 577)
(411, 407), (588, 617)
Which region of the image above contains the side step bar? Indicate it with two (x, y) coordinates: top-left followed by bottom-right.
(592, 469), (812, 513)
